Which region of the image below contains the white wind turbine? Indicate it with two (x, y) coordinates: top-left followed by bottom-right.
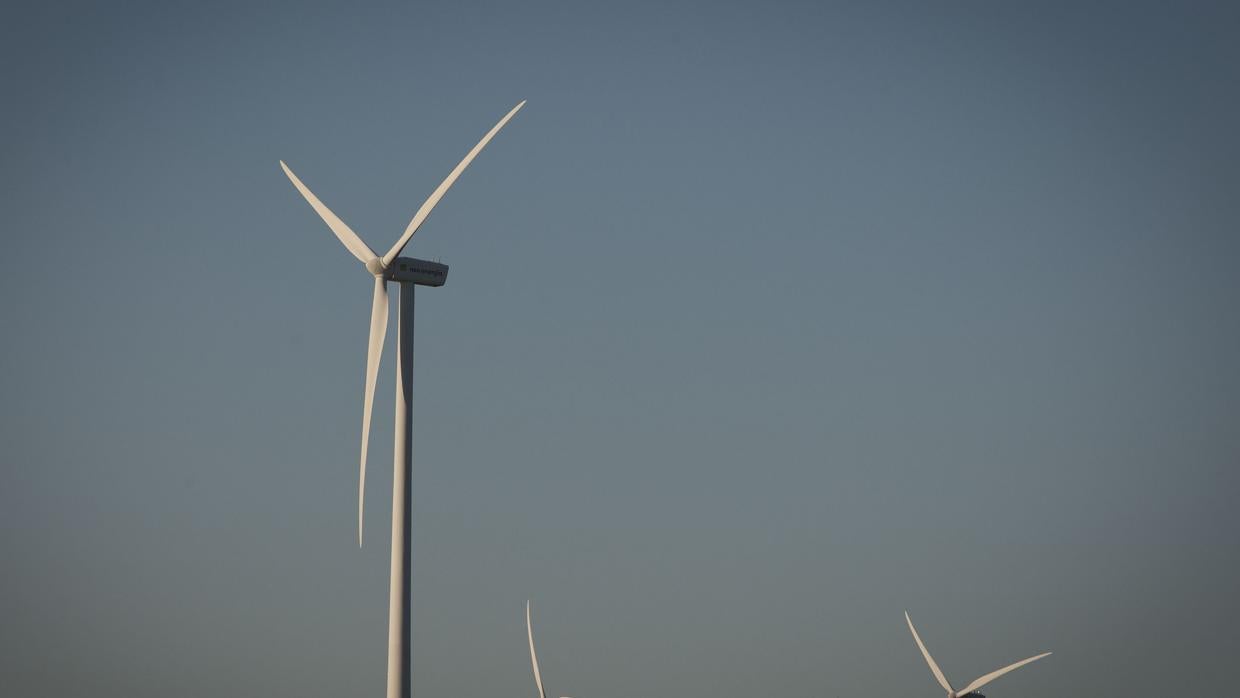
(279, 100), (525, 698)
(905, 611), (1050, 698)
(527, 601), (577, 698)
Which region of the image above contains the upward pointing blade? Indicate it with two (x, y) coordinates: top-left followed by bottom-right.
(905, 612), (954, 694)
(956, 652), (1051, 696)
(381, 100), (526, 266)
(358, 276), (390, 546)
(280, 160), (379, 265)
(527, 601), (547, 698)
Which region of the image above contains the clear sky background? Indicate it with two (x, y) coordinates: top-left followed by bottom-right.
(2, 1), (1237, 697)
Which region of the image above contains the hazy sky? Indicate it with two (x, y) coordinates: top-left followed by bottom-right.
(2, 1), (1238, 697)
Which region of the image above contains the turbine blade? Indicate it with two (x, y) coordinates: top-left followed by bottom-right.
(527, 600), (548, 698)
(905, 611), (954, 694)
(956, 652), (1051, 696)
(358, 277), (389, 546)
(381, 101), (526, 266)
(280, 160), (378, 265)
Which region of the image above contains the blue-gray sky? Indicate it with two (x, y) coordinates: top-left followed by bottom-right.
(2, 1), (1238, 696)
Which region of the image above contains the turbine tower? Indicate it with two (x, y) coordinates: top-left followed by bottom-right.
(904, 611), (1050, 698)
(280, 100), (525, 698)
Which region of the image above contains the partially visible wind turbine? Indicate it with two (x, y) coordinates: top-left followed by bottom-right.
(280, 100), (526, 698)
(905, 611), (1050, 698)
(280, 99), (525, 548)
(527, 601), (576, 698)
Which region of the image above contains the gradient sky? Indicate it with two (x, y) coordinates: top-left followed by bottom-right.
(2, 2), (1238, 697)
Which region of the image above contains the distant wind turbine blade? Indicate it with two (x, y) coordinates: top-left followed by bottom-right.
(905, 612), (954, 694)
(381, 101), (526, 266)
(956, 652), (1051, 696)
(357, 277), (390, 546)
(280, 160), (379, 265)
(527, 601), (548, 698)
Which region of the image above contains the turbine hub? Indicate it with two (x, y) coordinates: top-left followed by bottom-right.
(365, 257), (386, 276)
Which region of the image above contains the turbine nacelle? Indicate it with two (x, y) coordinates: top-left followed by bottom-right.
(386, 257), (449, 287)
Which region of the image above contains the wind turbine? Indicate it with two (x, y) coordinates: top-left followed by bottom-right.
(905, 611), (1050, 698)
(527, 601), (576, 698)
(279, 100), (526, 698)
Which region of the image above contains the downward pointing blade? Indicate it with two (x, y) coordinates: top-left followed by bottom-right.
(280, 160), (378, 265)
(956, 652), (1051, 696)
(358, 276), (390, 546)
(905, 612), (954, 694)
(381, 101), (526, 266)
(527, 601), (547, 698)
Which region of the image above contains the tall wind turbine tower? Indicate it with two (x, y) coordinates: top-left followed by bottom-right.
(280, 101), (525, 698)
